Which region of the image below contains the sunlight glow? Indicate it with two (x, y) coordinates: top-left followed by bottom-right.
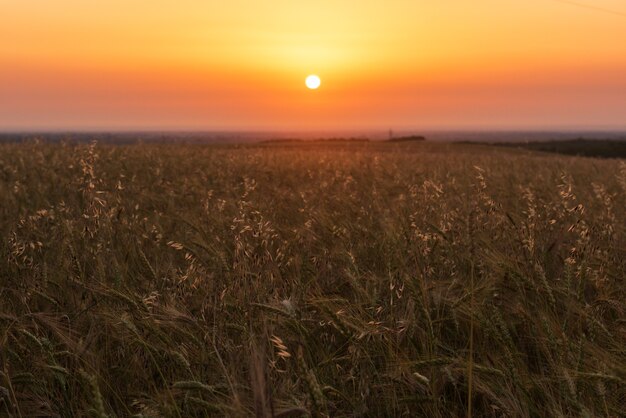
(1, 1), (626, 129)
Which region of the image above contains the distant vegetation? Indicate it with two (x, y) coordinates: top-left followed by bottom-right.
(1, 140), (624, 417)
(386, 135), (426, 142)
(248, 135), (427, 144)
(473, 138), (626, 159)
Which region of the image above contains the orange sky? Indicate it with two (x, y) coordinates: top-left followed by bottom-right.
(1, 0), (626, 131)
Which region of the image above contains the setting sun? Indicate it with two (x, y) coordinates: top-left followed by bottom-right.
(305, 75), (321, 90)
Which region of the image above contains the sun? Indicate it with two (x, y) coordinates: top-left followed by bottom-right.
(305, 74), (321, 90)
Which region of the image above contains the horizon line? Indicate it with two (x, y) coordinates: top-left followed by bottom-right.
(2, 127), (626, 135)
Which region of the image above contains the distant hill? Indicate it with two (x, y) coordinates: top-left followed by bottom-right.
(385, 135), (426, 142)
(466, 138), (626, 159)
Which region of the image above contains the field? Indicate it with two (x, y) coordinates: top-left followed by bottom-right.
(1, 140), (624, 417)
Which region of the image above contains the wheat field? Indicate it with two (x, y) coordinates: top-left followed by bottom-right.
(1, 140), (624, 417)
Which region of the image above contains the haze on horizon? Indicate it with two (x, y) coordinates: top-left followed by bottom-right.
(1, 1), (626, 131)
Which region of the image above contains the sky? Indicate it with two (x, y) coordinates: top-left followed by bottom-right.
(1, 0), (626, 131)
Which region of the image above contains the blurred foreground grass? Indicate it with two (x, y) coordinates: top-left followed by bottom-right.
(1, 141), (624, 417)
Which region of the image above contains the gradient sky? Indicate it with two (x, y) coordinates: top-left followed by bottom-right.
(1, 0), (626, 131)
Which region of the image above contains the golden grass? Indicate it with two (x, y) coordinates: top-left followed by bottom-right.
(0, 140), (624, 417)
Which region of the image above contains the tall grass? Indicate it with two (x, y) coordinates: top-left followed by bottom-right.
(1, 140), (624, 417)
